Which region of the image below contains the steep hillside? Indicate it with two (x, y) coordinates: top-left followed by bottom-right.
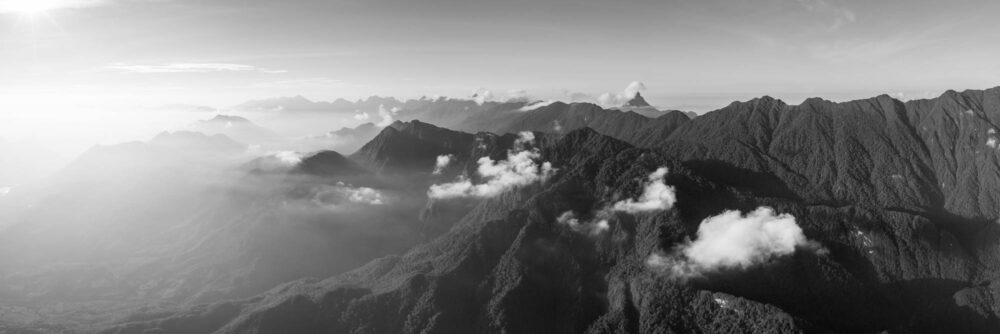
(102, 127), (1000, 333)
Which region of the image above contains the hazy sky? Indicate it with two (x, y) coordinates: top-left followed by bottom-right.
(1, 0), (999, 112)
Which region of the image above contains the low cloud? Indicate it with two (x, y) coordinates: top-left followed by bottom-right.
(552, 120), (563, 132)
(519, 100), (556, 112)
(647, 207), (825, 278)
(473, 88), (494, 105)
(375, 104), (396, 127)
(107, 63), (285, 74)
(429, 132), (554, 199)
(557, 211), (609, 236)
(432, 154), (453, 175)
(598, 81), (646, 107)
(506, 89), (530, 103)
(274, 151), (304, 166)
(354, 111), (370, 121)
(558, 167), (675, 236)
(312, 182), (385, 208)
(611, 167), (676, 213)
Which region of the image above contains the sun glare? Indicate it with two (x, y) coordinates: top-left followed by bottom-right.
(0, 0), (61, 16)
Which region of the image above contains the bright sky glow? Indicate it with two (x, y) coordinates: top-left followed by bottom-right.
(1, 0), (999, 158)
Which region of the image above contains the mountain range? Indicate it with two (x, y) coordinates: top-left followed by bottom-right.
(4, 86), (1000, 333)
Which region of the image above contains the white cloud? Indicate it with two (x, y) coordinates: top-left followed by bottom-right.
(274, 151), (303, 166)
(597, 81), (646, 107)
(343, 185), (384, 205)
(375, 104), (394, 127)
(623, 81), (646, 99)
(432, 154), (453, 175)
(552, 120), (563, 132)
(429, 132), (554, 199)
(558, 167), (675, 236)
(611, 167), (676, 213)
(557, 211), (609, 236)
(506, 89), (530, 103)
(988, 137), (998, 148)
(312, 182), (385, 208)
(519, 100), (556, 112)
(106, 62), (284, 74)
(514, 131), (535, 148)
(0, 186), (11, 197)
(648, 207), (825, 277)
(473, 88), (494, 105)
(354, 111), (370, 121)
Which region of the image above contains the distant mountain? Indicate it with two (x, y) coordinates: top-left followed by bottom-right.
(625, 91), (652, 107)
(188, 115), (284, 145)
(457, 102), (690, 146)
(155, 104), (219, 113)
(329, 122), (378, 138)
(394, 99), (526, 129)
(350, 120), (479, 173)
(290, 122), (381, 154)
(232, 95), (347, 112)
(232, 95), (405, 113)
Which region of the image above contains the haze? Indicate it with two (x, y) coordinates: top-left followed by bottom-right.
(2, 0), (999, 179)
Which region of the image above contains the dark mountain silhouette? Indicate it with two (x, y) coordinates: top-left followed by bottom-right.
(625, 92), (651, 107)
(351, 120), (479, 173)
(651, 88), (1000, 221)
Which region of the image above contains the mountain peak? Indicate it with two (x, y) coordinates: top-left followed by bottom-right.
(624, 92), (651, 107)
(208, 114), (251, 123)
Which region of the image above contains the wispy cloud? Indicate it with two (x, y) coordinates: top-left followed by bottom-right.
(806, 33), (936, 64)
(107, 63), (285, 74)
(793, 0), (855, 30)
(519, 100), (556, 111)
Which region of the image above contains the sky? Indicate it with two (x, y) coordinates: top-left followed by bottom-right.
(0, 0), (999, 147)
(2, 0), (999, 110)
